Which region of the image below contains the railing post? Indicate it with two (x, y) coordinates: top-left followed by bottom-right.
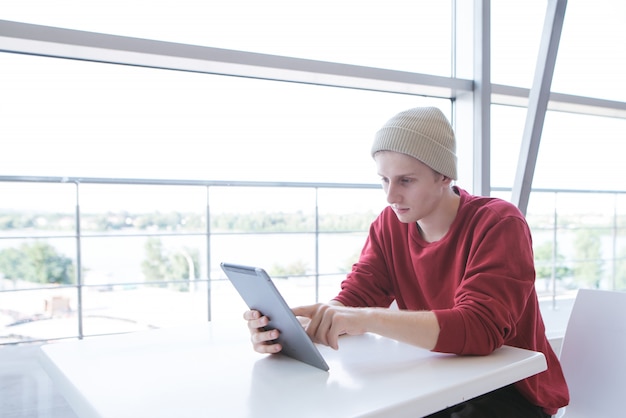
(612, 193), (618, 291)
(206, 185), (212, 322)
(73, 181), (84, 339)
(551, 192), (558, 310)
(314, 188), (320, 303)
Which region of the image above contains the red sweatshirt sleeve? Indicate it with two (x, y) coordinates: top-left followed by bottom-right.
(432, 214), (537, 355)
(333, 208), (401, 309)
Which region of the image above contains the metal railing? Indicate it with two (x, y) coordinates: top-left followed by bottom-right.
(2, 176), (626, 345)
(0, 175), (381, 344)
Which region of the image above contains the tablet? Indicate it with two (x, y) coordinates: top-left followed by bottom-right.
(220, 262), (329, 371)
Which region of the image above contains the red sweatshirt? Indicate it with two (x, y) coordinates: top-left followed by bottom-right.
(334, 187), (569, 415)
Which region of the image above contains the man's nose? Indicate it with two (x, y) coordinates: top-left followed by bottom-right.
(386, 183), (400, 204)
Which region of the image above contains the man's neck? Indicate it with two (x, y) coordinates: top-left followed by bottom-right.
(417, 188), (461, 243)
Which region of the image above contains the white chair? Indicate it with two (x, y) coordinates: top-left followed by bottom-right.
(555, 288), (626, 417)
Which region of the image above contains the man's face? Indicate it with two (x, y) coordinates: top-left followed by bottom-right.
(375, 151), (448, 224)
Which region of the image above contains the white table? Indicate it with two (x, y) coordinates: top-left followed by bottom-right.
(39, 323), (546, 418)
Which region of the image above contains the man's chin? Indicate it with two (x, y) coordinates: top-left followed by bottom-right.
(393, 212), (417, 223)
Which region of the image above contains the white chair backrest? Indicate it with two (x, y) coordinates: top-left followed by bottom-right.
(558, 289), (626, 417)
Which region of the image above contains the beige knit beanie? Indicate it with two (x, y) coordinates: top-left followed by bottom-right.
(371, 107), (457, 180)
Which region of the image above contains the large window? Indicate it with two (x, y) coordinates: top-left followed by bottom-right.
(0, 52), (448, 183)
(1, 0), (625, 344)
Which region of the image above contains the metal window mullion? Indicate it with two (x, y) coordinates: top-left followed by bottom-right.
(0, 19), (471, 99)
(451, 0), (490, 195)
(473, 0), (491, 196)
(512, 0), (568, 215)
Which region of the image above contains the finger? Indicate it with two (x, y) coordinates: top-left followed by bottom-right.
(327, 335), (339, 350)
(253, 341), (283, 354)
(327, 321), (344, 350)
(251, 329), (282, 354)
(306, 309), (327, 345)
(251, 328), (280, 344)
(303, 309), (319, 333)
(247, 315), (269, 332)
(292, 304), (315, 318)
(243, 310), (261, 321)
(315, 309), (335, 347)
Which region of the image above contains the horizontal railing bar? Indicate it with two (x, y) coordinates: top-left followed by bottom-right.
(0, 175), (381, 190)
(0, 284), (78, 293)
(491, 186), (626, 195)
(0, 231), (368, 241)
(0, 272), (345, 294)
(3, 176), (626, 195)
(0, 234), (76, 240)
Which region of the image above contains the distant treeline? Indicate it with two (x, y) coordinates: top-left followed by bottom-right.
(0, 210), (378, 233)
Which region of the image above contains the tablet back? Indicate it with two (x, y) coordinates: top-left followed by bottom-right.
(220, 262), (329, 371)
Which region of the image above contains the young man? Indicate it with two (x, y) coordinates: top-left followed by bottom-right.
(244, 107), (569, 417)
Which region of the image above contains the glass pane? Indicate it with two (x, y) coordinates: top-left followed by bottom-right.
(525, 190), (626, 296)
(1, 53), (449, 184)
(492, 0), (626, 101)
(209, 187), (316, 218)
(552, 193), (615, 290)
(0, 287), (79, 343)
(614, 193), (626, 291)
(535, 111), (626, 190)
(78, 184), (207, 233)
(0, 182), (75, 214)
(0, 237), (76, 289)
(491, 106), (626, 192)
(80, 282), (209, 336)
(491, 0), (546, 88)
(317, 188), (385, 219)
(211, 233), (316, 279)
(490, 104), (527, 189)
(81, 235), (206, 287)
(553, 0), (626, 101)
(318, 232), (367, 274)
(2, 1), (452, 75)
